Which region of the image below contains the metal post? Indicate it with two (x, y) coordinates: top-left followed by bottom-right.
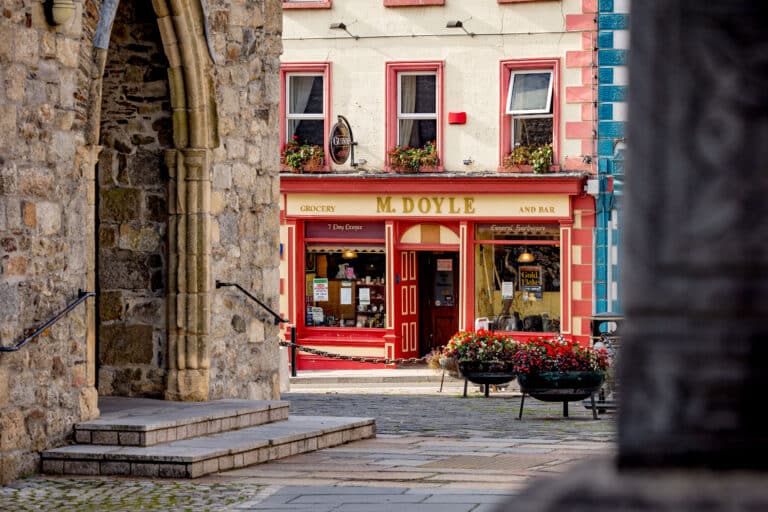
(290, 325), (297, 377)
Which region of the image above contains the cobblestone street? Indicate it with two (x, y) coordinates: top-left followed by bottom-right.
(0, 391), (615, 511)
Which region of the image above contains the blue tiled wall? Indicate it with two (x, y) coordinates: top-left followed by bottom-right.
(595, 2), (628, 315)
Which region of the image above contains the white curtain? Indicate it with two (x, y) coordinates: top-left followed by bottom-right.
(290, 76), (315, 117)
(399, 75), (416, 146)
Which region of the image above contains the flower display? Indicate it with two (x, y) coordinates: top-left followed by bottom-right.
(502, 143), (553, 173)
(387, 141), (439, 172)
(511, 335), (609, 376)
(281, 135), (325, 172)
(442, 329), (519, 363)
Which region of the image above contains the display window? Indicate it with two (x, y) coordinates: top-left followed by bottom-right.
(474, 223), (560, 333)
(303, 221), (387, 329)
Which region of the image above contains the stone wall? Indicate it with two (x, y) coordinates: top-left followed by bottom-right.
(0, 1), (100, 483)
(208, 0), (283, 400)
(0, 0), (282, 483)
(97, 0), (170, 398)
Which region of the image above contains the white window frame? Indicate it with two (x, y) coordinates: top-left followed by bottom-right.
(286, 72), (325, 141)
(396, 72), (437, 145)
(505, 70), (554, 115)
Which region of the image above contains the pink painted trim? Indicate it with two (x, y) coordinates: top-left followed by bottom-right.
(385, 60), (445, 171)
(566, 50), (593, 68)
(280, 62), (332, 172)
(582, 0), (597, 13)
(498, 58), (560, 169)
(282, 1), (332, 9)
(384, 0), (443, 6)
(566, 14), (596, 32)
(566, 85), (592, 103)
(566, 121), (593, 139)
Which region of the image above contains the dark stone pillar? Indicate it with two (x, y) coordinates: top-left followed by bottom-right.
(619, 0), (768, 469)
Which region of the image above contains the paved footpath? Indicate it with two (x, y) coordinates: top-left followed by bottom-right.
(0, 383), (615, 512)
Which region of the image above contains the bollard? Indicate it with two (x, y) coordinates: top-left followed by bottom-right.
(290, 325), (297, 377)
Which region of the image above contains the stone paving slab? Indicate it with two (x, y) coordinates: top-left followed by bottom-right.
(74, 397), (290, 447)
(42, 416), (375, 478)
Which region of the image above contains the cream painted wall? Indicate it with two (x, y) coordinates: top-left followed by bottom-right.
(282, 0), (587, 171)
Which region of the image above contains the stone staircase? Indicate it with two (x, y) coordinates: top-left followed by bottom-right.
(41, 397), (375, 478)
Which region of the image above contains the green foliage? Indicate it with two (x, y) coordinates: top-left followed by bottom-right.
(502, 143), (553, 173)
(281, 135), (324, 172)
(387, 141), (439, 172)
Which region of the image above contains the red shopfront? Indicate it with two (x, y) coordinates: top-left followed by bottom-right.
(280, 175), (592, 370)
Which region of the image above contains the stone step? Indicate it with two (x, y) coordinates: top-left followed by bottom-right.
(73, 397), (290, 447)
(42, 415), (375, 479)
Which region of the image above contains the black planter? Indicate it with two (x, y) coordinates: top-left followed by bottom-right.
(458, 360), (515, 397)
(517, 371), (605, 419)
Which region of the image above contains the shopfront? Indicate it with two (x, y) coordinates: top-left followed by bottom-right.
(280, 175), (592, 370)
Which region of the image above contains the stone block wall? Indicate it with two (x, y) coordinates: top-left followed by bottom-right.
(0, 2), (100, 483)
(208, 0), (283, 400)
(0, 0), (282, 482)
(97, 1), (170, 398)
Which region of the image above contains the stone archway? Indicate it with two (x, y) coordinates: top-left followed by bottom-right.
(86, 0), (218, 402)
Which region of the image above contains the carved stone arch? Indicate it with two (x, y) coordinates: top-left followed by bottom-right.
(87, 0), (219, 401)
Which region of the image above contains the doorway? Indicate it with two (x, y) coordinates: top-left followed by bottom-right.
(418, 252), (459, 355)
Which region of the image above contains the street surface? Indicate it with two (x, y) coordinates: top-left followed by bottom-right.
(0, 384), (616, 511)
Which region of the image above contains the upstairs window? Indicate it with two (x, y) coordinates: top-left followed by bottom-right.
(386, 61), (444, 171)
(499, 59), (559, 170)
(506, 70), (554, 148)
(280, 63), (331, 171)
(398, 73), (437, 147)
(287, 73), (325, 147)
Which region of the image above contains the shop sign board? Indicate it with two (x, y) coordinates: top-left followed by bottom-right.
(328, 117), (353, 165)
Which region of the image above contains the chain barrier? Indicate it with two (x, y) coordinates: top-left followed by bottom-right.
(279, 340), (429, 365)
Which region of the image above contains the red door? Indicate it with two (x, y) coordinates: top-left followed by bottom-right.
(399, 251), (418, 358)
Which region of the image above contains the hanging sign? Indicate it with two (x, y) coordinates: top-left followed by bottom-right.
(329, 116), (353, 165)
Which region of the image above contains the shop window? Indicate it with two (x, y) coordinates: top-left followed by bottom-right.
(282, 0), (332, 9)
(385, 61), (443, 169)
(305, 247), (387, 328)
(499, 59), (559, 169)
(280, 63), (331, 168)
(474, 224), (560, 333)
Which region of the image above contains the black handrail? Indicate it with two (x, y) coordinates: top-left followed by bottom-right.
(0, 290), (96, 353)
(215, 280), (298, 376)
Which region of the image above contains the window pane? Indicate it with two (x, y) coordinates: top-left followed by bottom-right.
(508, 72), (551, 113)
(289, 75), (324, 115)
(398, 119), (436, 147)
(474, 243), (560, 333)
(400, 75), (436, 114)
(513, 117), (553, 147)
(305, 250), (387, 328)
(289, 119), (324, 147)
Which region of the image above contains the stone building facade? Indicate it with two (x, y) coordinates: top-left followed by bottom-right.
(0, 0), (282, 483)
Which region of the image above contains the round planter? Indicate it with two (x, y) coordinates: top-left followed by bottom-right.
(516, 371), (605, 419)
(458, 360), (515, 397)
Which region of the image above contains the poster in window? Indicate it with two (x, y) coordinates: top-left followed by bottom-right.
(359, 287), (371, 305)
(436, 259), (453, 271)
(519, 266), (543, 301)
(501, 281), (515, 299)
(313, 278), (329, 302)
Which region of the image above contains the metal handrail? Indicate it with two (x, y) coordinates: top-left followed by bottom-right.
(0, 290), (95, 353)
(215, 280), (297, 376)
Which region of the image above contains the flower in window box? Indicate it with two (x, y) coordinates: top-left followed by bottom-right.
(387, 141), (439, 173)
(281, 135), (325, 173)
(502, 144), (553, 174)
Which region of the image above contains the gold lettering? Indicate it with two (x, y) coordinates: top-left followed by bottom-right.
(464, 198), (475, 214)
(449, 197), (461, 214)
(538, 206), (555, 213)
(418, 197), (431, 214)
(432, 197), (444, 213)
(376, 196), (395, 213)
(520, 206), (535, 213)
(402, 197), (414, 214)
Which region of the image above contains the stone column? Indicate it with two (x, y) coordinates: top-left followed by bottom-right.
(619, 0), (768, 469)
(165, 148), (211, 401)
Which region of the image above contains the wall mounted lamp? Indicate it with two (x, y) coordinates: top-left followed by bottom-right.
(446, 20), (475, 37)
(330, 22), (359, 40)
